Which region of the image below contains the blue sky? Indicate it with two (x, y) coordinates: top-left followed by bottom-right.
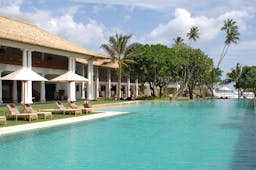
(0, 0), (255, 75)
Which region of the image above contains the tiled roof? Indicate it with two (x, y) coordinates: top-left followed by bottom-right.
(0, 16), (108, 58)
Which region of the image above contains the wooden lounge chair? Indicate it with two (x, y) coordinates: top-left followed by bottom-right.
(23, 104), (52, 120)
(7, 104), (38, 122)
(69, 101), (92, 114)
(0, 116), (7, 125)
(56, 101), (81, 115)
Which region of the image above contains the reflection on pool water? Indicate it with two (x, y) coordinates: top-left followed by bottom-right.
(0, 99), (255, 170)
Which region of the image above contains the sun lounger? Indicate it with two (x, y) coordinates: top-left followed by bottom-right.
(7, 104), (38, 122)
(0, 116), (7, 125)
(56, 101), (81, 115)
(69, 101), (92, 114)
(23, 104), (52, 120)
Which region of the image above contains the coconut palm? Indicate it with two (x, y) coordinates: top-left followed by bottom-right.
(217, 18), (240, 68)
(226, 63), (242, 83)
(101, 33), (141, 99)
(173, 36), (184, 46)
(186, 26), (199, 44)
(226, 63), (242, 98)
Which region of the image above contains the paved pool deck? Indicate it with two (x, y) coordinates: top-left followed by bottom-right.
(0, 100), (143, 136)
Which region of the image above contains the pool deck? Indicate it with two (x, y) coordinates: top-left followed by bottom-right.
(0, 101), (143, 136)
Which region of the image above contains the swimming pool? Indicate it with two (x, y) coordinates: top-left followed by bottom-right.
(0, 99), (255, 170)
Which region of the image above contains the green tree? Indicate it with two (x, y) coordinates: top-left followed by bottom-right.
(187, 49), (213, 99)
(172, 26), (200, 98)
(126, 44), (156, 96)
(127, 44), (176, 97)
(205, 68), (222, 96)
(217, 18), (240, 68)
(171, 45), (193, 98)
(239, 66), (256, 96)
(101, 34), (141, 99)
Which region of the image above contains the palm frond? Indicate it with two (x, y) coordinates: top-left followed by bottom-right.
(123, 58), (137, 64)
(186, 26), (199, 42)
(101, 44), (115, 57)
(124, 43), (143, 58)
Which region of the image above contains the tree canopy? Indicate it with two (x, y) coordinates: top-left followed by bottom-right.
(239, 66), (256, 95)
(126, 43), (215, 99)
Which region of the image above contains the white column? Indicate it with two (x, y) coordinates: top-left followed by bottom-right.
(107, 69), (111, 99)
(95, 67), (99, 99)
(27, 50), (32, 70)
(127, 76), (131, 98)
(27, 50), (33, 103)
(12, 81), (17, 103)
(40, 75), (46, 102)
(68, 57), (72, 72)
(22, 49), (27, 66)
(81, 66), (85, 99)
(21, 49), (26, 104)
(21, 49), (33, 104)
(0, 71), (2, 104)
(87, 59), (94, 100)
(70, 81), (76, 101)
(21, 49), (25, 104)
(68, 57), (76, 101)
(135, 79), (139, 97)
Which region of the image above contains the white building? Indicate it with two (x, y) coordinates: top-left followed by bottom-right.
(0, 16), (139, 104)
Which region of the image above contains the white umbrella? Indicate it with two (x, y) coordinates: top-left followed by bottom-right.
(1, 68), (48, 104)
(49, 71), (88, 82)
(50, 71), (88, 102)
(1, 68), (47, 81)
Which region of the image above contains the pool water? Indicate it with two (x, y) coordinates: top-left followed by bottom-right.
(0, 99), (255, 170)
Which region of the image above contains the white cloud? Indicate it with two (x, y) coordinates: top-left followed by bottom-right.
(42, 16), (107, 49)
(71, 0), (173, 10)
(71, 0), (256, 15)
(147, 8), (249, 44)
(236, 40), (256, 50)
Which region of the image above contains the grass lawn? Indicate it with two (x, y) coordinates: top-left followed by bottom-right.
(0, 99), (128, 127)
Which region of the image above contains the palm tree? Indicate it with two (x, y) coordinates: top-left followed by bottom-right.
(185, 26), (199, 99)
(173, 36), (184, 46)
(217, 18), (240, 68)
(226, 63), (242, 98)
(226, 63), (242, 83)
(101, 33), (141, 99)
(186, 26), (199, 44)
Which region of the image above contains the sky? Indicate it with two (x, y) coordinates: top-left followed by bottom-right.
(0, 0), (255, 75)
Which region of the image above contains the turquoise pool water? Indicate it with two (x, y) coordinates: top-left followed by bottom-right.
(0, 99), (255, 170)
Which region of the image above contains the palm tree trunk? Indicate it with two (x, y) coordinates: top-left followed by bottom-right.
(188, 85), (193, 99)
(217, 44), (228, 68)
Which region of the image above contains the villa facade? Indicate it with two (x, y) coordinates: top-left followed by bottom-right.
(0, 16), (139, 104)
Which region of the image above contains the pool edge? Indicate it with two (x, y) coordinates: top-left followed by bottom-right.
(0, 111), (129, 136)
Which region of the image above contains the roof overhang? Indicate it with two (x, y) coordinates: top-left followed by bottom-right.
(0, 16), (109, 60)
(76, 58), (119, 69)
